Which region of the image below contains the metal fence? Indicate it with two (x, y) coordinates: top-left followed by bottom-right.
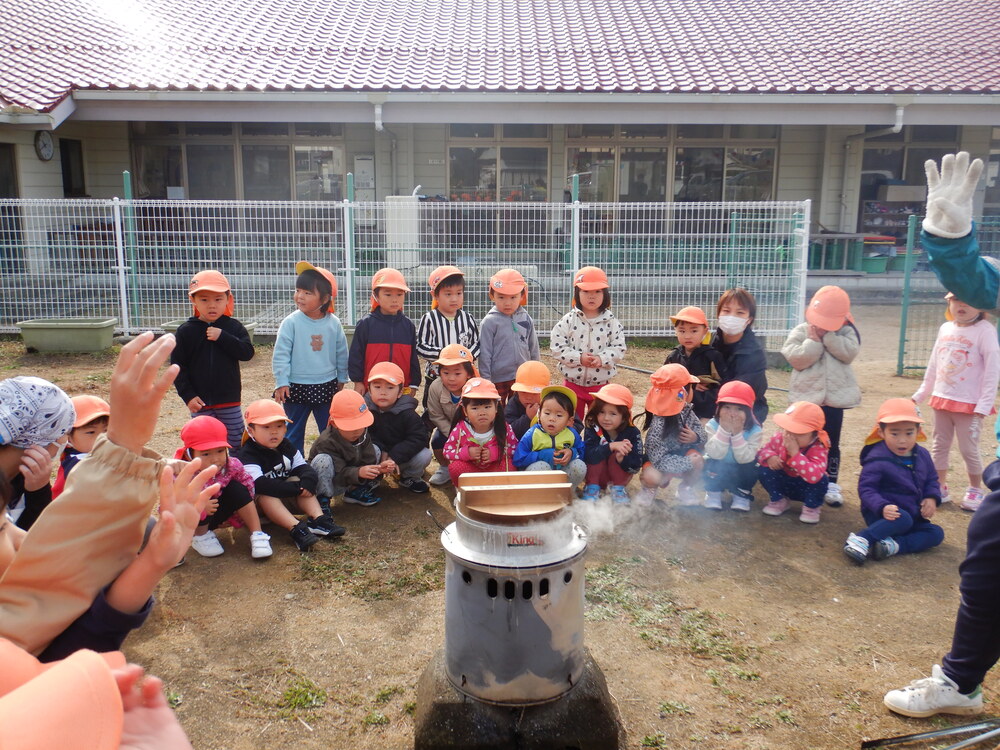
(0, 197), (809, 346)
(896, 215), (1000, 375)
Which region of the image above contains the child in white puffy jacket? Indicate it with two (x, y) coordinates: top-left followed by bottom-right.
(550, 266), (626, 419)
(780, 285), (860, 507)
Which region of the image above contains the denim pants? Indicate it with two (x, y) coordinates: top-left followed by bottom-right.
(942, 466), (1000, 693)
(758, 466), (828, 509)
(858, 508), (944, 555)
(283, 401), (330, 456)
(703, 459), (757, 499)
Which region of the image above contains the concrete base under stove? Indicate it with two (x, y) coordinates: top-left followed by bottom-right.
(414, 647), (623, 750)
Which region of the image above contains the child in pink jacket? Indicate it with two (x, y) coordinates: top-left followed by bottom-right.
(443, 378), (519, 483)
(913, 292), (1000, 511)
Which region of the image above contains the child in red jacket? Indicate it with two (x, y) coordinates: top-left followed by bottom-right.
(757, 401), (830, 524)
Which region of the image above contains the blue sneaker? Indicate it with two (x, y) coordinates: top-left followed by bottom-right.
(843, 532), (869, 564)
(610, 485), (630, 504)
(344, 485), (382, 506)
(581, 484), (601, 502)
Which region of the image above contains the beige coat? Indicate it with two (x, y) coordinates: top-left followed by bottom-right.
(781, 323), (862, 409)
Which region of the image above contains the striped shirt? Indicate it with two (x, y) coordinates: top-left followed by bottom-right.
(416, 308), (481, 376)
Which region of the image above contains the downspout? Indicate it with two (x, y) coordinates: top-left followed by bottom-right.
(374, 103), (398, 196)
(839, 105), (905, 231)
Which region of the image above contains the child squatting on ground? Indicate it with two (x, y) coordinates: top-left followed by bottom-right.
(52, 394), (110, 498)
(424, 344), (477, 486)
(757, 401), (830, 524)
(781, 284), (861, 508)
(913, 291), (1000, 511)
(364, 362), (433, 494)
(479, 268), (540, 404)
(443, 377), (519, 482)
(637, 364), (706, 507)
(513, 385), (586, 485)
(171, 270), (255, 449)
(505, 360), (552, 440)
(176, 416), (273, 560)
(664, 305), (727, 421)
(702, 380), (763, 512)
(843, 398), (944, 565)
(272, 262), (350, 455)
(550, 265), (626, 419)
(581, 383), (643, 504)
(309, 388), (389, 509)
(235, 399), (344, 552)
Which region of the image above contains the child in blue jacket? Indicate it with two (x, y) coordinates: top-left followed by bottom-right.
(514, 385), (586, 486)
(844, 398), (944, 564)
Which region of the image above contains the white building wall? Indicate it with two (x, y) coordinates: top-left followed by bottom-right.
(411, 124), (447, 196)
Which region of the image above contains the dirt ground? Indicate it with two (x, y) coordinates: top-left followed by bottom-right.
(3, 303), (995, 750)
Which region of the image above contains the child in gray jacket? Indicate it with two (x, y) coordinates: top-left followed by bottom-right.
(478, 268), (539, 404)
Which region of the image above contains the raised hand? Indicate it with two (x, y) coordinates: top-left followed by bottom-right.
(106, 332), (179, 454)
(923, 152), (984, 239)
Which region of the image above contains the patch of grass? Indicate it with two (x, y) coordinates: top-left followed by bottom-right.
(298, 542), (444, 601)
(679, 609), (750, 662)
(776, 709), (796, 726)
(403, 701), (417, 716)
(374, 685), (404, 704)
(279, 675), (327, 713)
(641, 732), (669, 748)
(747, 715), (771, 730)
(731, 667), (760, 681)
(85, 372), (110, 385)
(165, 689), (182, 709)
(659, 700), (694, 716)
(753, 695), (787, 706)
(705, 669), (723, 687)
(362, 710), (390, 727)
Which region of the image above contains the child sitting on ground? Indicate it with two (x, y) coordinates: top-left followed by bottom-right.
(582, 383), (643, 504)
(443, 378), (519, 482)
(479, 268), (540, 403)
(711, 287), (769, 424)
(702, 381), (762, 512)
(172, 270), (255, 448)
(175, 416), (273, 560)
(637, 364), (706, 506)
(235, 399), (343, 551)
(505, 360), (551, 440)
(844, 398), (944, 564)
(309, 389), (391, 508)
(550, 266), (626, 419)
(52, 394), (110, 498)
(425, 344), (477, 486)
(365, 362), (433, 494)
(665, 306), (727, 421)
(350, 267), (421, 396)
(513, 385), (586, 486)
(758, 401), (830, 523)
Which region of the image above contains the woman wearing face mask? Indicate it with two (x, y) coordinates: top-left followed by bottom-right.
(712, 288), (769, 425)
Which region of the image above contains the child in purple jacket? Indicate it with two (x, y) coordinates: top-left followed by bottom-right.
(843, 398), (944, 564)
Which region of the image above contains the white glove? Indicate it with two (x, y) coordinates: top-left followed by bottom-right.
(923, 152), (984, 238)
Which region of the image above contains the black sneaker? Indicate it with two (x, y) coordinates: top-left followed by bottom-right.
(317, 496), (332, 516)
(289, 520), (320, 551)
(344, 486), (381, 506)
(399, 476), (430, 494)
(307, 514), (347, 539)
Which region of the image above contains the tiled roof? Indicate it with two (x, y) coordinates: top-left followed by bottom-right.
(2, 0), (999, 112)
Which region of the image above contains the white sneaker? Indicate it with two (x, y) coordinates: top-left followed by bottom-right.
(730, 495), (752, 512)
(250, 530), (273, 559)
(961, 486), (985, 512)
(634, 486), (656, 507)
(824, 482), (844, 507)
(190, 530), (224, 557)
(703, 491), (723, 510)
(676, 484), (701, 506)
(429, 466), (451, 486)
(883, 665), (983, 718)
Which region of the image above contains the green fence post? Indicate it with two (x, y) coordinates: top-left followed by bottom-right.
(896, 214), (919, 376)
(343, 172), (357, 326)
(122, 171), (141, 333)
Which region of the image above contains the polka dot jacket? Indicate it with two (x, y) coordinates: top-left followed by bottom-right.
(549, 308), (626, 387)
(756, 432), (829, 484)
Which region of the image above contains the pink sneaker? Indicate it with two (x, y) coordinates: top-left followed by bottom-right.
(799, 505), (822, 524)
(762, 497), (790, 516)
(961, 486), (985, 512)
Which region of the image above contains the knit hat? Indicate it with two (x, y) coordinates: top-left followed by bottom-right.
(865, 398), (927, 444)
(296, 261), (338, 314)
(645, 364), (699, 417)
(329, 389), (374, 431)
(70, 395), (111, 428)
(0, 376), (75, 449)
(188, 270), (235, 317)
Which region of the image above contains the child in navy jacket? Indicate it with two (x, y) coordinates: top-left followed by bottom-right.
(844, 398), (944, 564)
(582, 383), (642, 504)
(349, 267), (421, 394)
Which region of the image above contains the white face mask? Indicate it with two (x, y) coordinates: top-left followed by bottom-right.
(717, 315), (749, 336)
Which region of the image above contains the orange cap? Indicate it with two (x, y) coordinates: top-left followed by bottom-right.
(593, 383), (633, 409)
(188, 270), (234, 317)
(70, 395), (110, 428)
(461, 377), (501, 400)
(573, 266), (609, 291)
(805, 285), (852, 331)
(489, 268), (528, 305)
(296, 261), (338, 314)
(367, 361), (405, 386)
(244, 399), (292, 427)
(371, 267), (411, 310)
(434, 343), (476, 367)
(773, 401), (826, 434)
(645, 364), (699, 417)
(865, 397), (927, 444)
(428, 265), (464, 292)
(510, 360), (551, 393)
(670, 306), (709, 327)
(329, 389), (374, 431)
